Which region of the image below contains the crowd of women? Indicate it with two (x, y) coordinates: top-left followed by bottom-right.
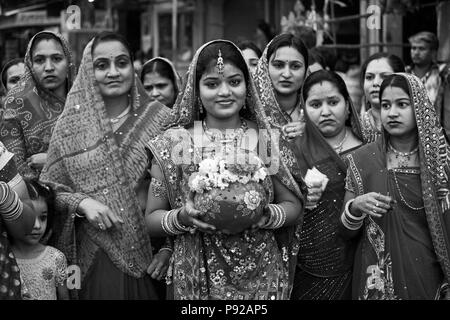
(0, 28), (449, 300)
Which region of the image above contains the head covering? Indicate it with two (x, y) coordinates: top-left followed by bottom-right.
(384, 73), (450, 281)
(149, 39), (306, 298)
(40, 38), (171, 281)
(140, 56), (182, 98)
(161, 39), (304, 198)
(6, 31), (75, 106)
(1, 31), (75, 179)
(295, 71), (366, 174)
(253, 35), (308, 127)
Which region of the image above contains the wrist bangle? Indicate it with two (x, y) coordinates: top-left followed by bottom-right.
(158, 247), (173, 254)
(341, 199), (365, 231)
(345, 199), (366, 221)
(75, 211), (85, 218)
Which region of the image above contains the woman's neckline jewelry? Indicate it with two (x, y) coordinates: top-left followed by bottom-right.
(388, 142), (419, 168)
(392, 170), (424, 211)
(332, 128), (348, 153)
(388, 142), (419, 156)
(202, 118), (248, 145)
(110, 104), (131, 124)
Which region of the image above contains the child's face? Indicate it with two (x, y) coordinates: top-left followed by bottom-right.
(23, 198), (48, 245)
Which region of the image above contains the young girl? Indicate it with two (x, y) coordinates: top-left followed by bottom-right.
(9, 180), (69, 300)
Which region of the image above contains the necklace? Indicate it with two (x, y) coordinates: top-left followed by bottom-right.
(388, 143), (419, 168)
(332, 129), (348, 154)
(110, 104), (131, 124)
(202, 118), (248, 152)
(392, 170), (424, 211)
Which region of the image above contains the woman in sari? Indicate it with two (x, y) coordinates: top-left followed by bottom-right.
(291, 70), (366, 300)
(140, 57), (182, 109)
(39, 32), (172, 299)
(145, 40), (306, 300)
(359, 53), (405, 142)
(341, 73), (450, 299)
(254, 33), (309, 142)
(1, 32), (76, 180)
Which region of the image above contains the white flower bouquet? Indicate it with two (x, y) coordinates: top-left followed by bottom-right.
(188, 151), (270, 234)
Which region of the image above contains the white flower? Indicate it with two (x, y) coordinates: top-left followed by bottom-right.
(199, 158), (219, 175)
(218, 159), (227, 173)
(252, 167), (268, 182)
(216, 174), (230, 189)
(238, 175), (251, 185)
(244, 190), (262, 210)
(188, 173), (207, 193)
(221, 170), (239, 183)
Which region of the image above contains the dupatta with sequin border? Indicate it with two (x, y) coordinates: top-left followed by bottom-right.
(346, 73), (450, 299)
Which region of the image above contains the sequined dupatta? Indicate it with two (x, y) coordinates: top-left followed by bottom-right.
(400, 73), (450, 284)
(346, 73), (450, 297)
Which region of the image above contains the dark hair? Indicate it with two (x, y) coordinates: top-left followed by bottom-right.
(91, 31), (133, 60)
(257, 20), (275, 43)
(195, 41), (250, 90)
(303, 70), (353, 127)
(302, 69), (351, 103)
(1, 58), (24, 89)
(30, 33), (65, 58)
(409, 31), (439, 51)
(379, 74), (411, 102)
(267, 33), (309, 70)
(289, 25), (316, 49)
(360, 52), (405, 89)
(141, 58), (178, 95)
(24, 179), (55, 240)
(308, 49), (326, 69)
(312, 46), (337, 71)
(237, 40), (262, 58)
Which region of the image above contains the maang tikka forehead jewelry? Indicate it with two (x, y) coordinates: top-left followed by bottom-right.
(216, 49), (224, 75)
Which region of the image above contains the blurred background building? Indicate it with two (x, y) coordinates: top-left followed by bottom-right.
(0, 0), (448, 76)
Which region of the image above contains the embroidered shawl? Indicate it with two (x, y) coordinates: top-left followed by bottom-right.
(346, 72), (450, 290)
(1, 32), (76, 180)
(39, 38), (171, 282)
(147, 39), (306, 299)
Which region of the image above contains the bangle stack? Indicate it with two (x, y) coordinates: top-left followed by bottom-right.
(262, 204), (287, 229)
(161, 208), (191, 235)
(341, 199), (366, 230)
(75, 211), (85, 218)
(0, 182), (23, 221)
(158, 247), (174, 254)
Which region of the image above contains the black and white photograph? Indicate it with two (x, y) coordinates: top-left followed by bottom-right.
(0, 0), (449, 308)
